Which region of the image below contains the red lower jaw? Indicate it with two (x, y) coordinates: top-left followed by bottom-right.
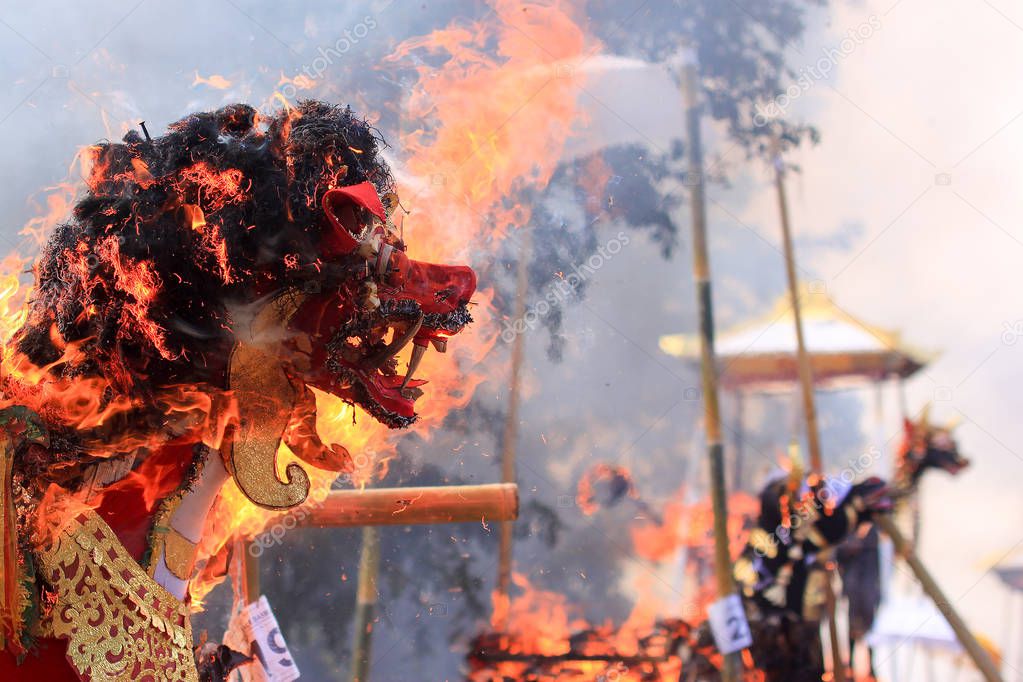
(350, 367), (428, 418)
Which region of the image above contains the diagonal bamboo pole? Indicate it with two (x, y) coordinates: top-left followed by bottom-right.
(772, 152), (846, 682)
(875, 514), (1002, 682)
(679, 50), (743, 682)
(773, 157), (823, 476)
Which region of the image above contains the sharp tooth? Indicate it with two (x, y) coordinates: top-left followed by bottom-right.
(401, 343), (427, 389)
(431, 338), (448, 353)
(368, 313), (423, 367)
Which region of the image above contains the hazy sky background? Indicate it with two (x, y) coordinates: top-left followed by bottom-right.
(1, 1), (1021, 680)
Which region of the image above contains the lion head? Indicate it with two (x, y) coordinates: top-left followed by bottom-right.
(6, 101), (476, 508)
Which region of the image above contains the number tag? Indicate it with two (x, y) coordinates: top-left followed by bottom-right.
(707, 594), (753, 654)
(229, 595), (301, 682)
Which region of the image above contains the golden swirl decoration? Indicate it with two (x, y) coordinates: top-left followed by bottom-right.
(226, 289), (310, 510)
(34, 511), (197, 682)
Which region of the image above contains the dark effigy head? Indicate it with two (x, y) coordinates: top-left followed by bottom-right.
(5, 101), (476, 508)
(11, 101), (474, 429)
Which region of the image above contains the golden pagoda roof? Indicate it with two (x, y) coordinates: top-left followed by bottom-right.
(659, 288), (936, 390)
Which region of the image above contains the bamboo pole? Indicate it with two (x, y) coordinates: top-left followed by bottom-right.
(732, 389), (745, 492)
(350, 526), (380, 682)
(496, 228), (531, 615)
(773, 157), (823, 475)
(772, 152), (846, 682)
(299, 483), (519, 528)
(680, 50), (743, 682)
(242, 539), (260, 604)
(875, 514), (1003, 682)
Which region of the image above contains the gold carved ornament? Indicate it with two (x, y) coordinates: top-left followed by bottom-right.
(227, 290), (311, 510)
(34, 509), (198, 682)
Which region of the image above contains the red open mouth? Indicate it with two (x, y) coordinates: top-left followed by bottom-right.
(327, 297), (475, 428)
(286, 181), (477, 428)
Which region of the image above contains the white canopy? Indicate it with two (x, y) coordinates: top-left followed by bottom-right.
(659, 288), (935, 390)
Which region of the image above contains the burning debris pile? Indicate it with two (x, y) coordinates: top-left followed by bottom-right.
(466, 574), (717, 682)
(463, 467), (768, 682)
(467, 618), (706, 681)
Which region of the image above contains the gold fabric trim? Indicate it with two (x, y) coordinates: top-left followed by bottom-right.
(747, 528), (778, 559)
(0, 407), (48, 655)
(35, 511), (197, 681)
(803, 568), (828, 621)
(163, 528), (198, 581)
(145, 465), (196, 580)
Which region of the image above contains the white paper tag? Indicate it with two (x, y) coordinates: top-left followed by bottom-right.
(227, 595), (301, 682)
(707, 594), (753, 654)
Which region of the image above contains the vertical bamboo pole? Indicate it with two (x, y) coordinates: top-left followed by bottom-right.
(350, 526), (381, 682)
(680, 50), (743, 682)
(732, 389), (745, 492)
(772, 152), (846, 682)
(496, 228), (531, 619)
(243, 540), (260, 604)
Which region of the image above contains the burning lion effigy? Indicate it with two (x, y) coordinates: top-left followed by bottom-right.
(0, 101), (476, 681)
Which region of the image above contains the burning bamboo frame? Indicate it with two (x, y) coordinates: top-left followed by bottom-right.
(297, 483), (519, 528)
(497, 227), (532, 610)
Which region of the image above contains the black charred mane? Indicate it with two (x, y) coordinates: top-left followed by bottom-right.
(15, 101), (393, 394)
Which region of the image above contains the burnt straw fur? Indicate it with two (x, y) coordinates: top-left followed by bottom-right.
(15, 101), (393, 393)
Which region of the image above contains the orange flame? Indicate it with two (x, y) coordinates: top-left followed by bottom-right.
(191, 0), (596, 602)
(476, 486), (764, 680)
(0, 0), (601, 620)
(192, 72), (233, 90)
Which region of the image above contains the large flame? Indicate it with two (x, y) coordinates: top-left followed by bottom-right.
(193, 0), (594, 602)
